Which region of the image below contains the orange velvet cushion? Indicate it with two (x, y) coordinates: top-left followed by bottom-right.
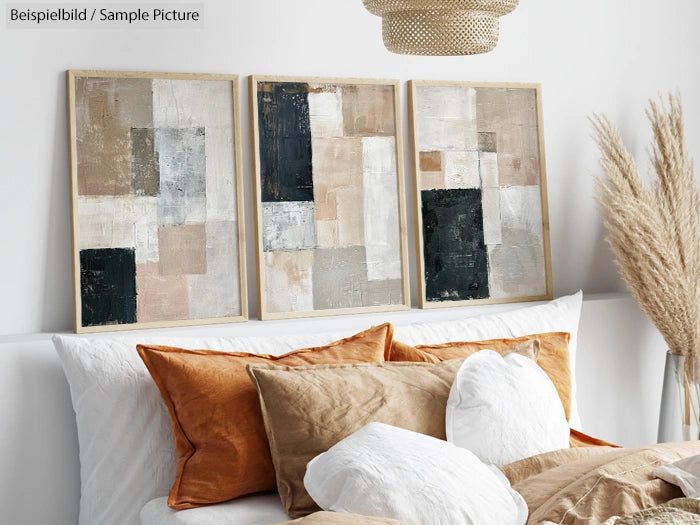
(136, 323), (393, 510)
(569, 428), (619, 448)
(388, 332), (572, 422)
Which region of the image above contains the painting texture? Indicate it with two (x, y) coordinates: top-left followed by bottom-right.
(413, 84), (549, 304)
(422, 188), (489, 301)
(256, 80), (405, 316)
(73, 75), (242, 328)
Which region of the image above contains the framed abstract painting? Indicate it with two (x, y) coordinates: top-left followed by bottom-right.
(67, 70), (247, 332)
(408, 81), (552, 308)
(250, 75), (410, 320)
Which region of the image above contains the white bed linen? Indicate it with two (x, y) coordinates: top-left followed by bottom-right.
(54, 332), (348, 525)
(140, 493), (289, 525)
(654, 454), (700, 497)
(55, 291), (582, 525)
(304, 422), (527, 525)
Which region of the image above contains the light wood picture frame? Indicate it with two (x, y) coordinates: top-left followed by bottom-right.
(250, 75), (410, 320)
(408, 80), (553, 308)
(67, 70), (247, 332)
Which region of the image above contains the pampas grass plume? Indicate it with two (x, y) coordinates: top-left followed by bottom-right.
(591, 92), (700, 358)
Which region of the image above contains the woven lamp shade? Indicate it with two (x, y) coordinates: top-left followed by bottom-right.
(363, 0), (520, 56)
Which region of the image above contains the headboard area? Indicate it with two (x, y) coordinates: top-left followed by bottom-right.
(0, 292), (667, 525)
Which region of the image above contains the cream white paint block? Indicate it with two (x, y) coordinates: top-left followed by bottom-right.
(264, 250), (314, 313)
(203, 128), (238, 222)
(417, 118), (478, 152)
(78, 196), (159, 263)
(415, 86), (478, 151)
(334, 186), (366, 247)
(487, 185), (546, 299)
(416, 86), (476, 120)
(480, 151), (499, 188)
(188, 221), (241, 318)
(444, 150), (480, 189)
(309, 89), (344, 138)
(482, 187), (502, 246)
(316, 219), (339, 249)
(152, 79), (234, 128)
(362, 137), (401, 281)
(500, 185), (544, 243)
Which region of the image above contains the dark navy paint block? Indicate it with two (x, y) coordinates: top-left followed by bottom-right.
(257, 82), (314, 202)
(79, 248), (137, 327)
(421, 188), (490, 302)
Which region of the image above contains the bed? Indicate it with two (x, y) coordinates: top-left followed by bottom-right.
(51, 291), (700, 525)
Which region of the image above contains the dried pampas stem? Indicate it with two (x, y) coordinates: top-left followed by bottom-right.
(591, 92), (700, 357)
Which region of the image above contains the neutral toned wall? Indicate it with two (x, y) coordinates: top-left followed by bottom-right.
(2, 0), (700, 335)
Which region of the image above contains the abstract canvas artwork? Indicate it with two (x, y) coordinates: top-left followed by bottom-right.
(250, 76), (410, 319)
(409, 81), (552, 307)
(67, 70), (247, 332)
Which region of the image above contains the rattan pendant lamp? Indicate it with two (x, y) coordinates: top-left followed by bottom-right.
(362, 0), (520, 56)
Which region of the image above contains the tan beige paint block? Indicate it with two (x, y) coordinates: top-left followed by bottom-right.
(75, 77), (153, 196)
(342, 84), (396, 137)
(335, 185), (366, 246)
(315, 220), (339, 248)
(135, 262), (189, 322)
(158, 224), (207, 275)
(475, 87), (540, 187)
(311, 137), (363, 187)
(312, 137), (365, 247)
(313, 184), (338, 221)
(419, 151), (442, 172)
(420, 170), (446, 191)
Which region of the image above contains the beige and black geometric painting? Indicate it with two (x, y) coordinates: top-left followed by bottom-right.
(251, 77), (410, 320)
(409, 81), (552, 308)
(67, 70), (247, 332)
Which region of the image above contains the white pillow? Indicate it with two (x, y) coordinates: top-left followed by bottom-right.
(139, 493), (289, 525)
(394, 290), (583, 429)
(654, 454), (700, 497)
(52, 331), (348, 525)
(304, 422), (527, 525)
(52, 292), (580, 525)
(446, 351), (570, 465)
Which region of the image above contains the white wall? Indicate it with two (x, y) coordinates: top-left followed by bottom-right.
(2, 0), (700, 335)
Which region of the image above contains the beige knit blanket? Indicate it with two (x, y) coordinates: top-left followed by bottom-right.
(603, 498), (700, 525)
(541, 497), (700, 525)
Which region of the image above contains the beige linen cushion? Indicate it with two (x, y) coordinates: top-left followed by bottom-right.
(246, 360), (465, 519)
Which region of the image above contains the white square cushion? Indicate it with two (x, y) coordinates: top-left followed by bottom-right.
(304, 422), (527, 525)
(446, 351), (570, 465)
